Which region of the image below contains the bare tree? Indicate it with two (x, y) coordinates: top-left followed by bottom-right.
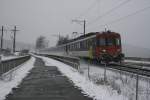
(35, 36), (47, 49)
(56, 35), (69, 46)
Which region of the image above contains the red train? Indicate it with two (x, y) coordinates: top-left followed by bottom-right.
(40, 30), (124, 62)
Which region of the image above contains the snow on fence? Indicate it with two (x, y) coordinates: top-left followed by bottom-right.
(44, 54), (80, 70)
(106, 69), (150, 100)
(0, 55), (31, 79)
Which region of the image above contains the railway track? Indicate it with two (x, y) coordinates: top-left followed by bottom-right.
(124, 61), (150, 67)
(39, 54), (150, 77)
(80, 58), (150, 77)
(109, 63), (150, 77)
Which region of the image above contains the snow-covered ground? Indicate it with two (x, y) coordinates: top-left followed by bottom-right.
(0, 55), (30, 62)
(0, 57), (35, 100)
(36, 55), (128, 100)
(37, 55), (150, 100)
(1, 55), (21, 61)
(79, 59), (150, 100)
(124, 59), (150, 65)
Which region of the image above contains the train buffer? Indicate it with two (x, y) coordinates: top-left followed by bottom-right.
(5, 58), (92, 100)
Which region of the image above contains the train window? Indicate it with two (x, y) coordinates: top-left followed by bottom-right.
(106, 38), (121, 46)
(86, 40), (88, 49)
(107, 38), (113, 46)
(99, 38), (106, 46)
(88, 39), (93, 48)
(75, 43), (77, 50)
(83, 40), (86, 49)
(68, 45), (70, 50)
(77, 42), (80, 49)
(74, 43), (75, 49)
(71, 44), (73, 50)
(115, 38), (121, 46)
(92, 38), (96, 47)
(80, 42), (83, 50)
(76, 43), (77, 50)
(72, 44), (74, 51)
(74, 43), (76, 50)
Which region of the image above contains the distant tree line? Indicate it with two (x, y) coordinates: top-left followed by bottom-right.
(35, 36), (48, 49)
(35, 35), (69, 50)
(56, 35), (69, 46)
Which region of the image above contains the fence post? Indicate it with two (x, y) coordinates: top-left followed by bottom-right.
(9, 62), (13, 81)
(0, 56), (2, 78)
(104, 63), (107, 83)
(136, 74), (139, 100)
(78, 61), (80, 72)
(87, 59), (90, 80)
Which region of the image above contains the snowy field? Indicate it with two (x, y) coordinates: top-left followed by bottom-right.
(0, 57), (35, 100)
(79, 59), (150, 100)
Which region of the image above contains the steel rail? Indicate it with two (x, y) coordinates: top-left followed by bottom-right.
(109, 63), (150, 77)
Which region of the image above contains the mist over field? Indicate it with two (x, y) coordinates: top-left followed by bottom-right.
(0, 39), (34, 52)
(122, 44), (150, 58)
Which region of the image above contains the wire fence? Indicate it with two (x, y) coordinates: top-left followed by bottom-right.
(0, 55), (31, 79)
(45, 55), (80, 71)
(80, 61), (150, 100)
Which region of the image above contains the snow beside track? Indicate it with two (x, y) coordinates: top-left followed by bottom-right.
(1, 55), (23, 61)
(0, 57), (35, 100)
(124, 59), (150, 64)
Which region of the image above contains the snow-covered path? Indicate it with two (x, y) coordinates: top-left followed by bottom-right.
(0, 57), (35, 100)
(37, 55), (128, 100)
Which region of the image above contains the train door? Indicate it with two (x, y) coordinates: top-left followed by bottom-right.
(65, 45), (68, 55)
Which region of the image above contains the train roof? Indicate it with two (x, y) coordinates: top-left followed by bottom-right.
(69, 32), (97, 42)
(67, 30), (119, 43)
(57, 30), (120, 46)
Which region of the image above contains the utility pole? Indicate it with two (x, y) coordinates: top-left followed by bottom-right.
(11, 26), (19, 53)
(72, 19), (86, 35)
(83, 20), (86, 35)
(0, 26), (4, 50)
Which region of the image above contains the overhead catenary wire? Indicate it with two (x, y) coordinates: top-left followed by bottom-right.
(87, 5), (150, 29)
(77, 0), (99, 19)
(87, 0), (132, 26)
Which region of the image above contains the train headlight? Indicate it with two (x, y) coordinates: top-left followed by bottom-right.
(117, 49), (121, 52)
(102, 49), (106, 52)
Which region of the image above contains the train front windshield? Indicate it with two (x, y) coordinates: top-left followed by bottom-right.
(107, 38), (121, 46)
(98, 38), (121, 46)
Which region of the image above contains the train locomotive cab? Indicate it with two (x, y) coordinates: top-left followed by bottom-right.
(96, 31), (124, 62)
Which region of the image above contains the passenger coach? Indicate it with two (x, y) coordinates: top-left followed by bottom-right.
(40, 30), (124, 62)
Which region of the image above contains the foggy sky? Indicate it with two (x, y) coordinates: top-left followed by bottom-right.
(0, 0), (150, 49)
